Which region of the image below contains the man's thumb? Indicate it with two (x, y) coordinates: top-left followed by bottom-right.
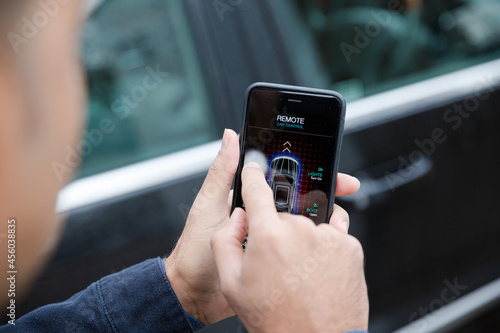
(211, 208), (247, 295)
(197, 129), (239, 208)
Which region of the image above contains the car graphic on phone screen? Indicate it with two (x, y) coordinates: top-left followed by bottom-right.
(269, 156), (299, 213)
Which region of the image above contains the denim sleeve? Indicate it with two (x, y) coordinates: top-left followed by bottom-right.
(0, 257), (205, 332)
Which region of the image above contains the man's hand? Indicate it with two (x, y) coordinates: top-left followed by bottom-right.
(166, 129), (362, 325)
(165, 129), (240, 325)
(210, 163), (369, 332)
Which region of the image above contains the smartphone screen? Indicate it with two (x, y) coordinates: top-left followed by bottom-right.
(233, 83), (346, 224)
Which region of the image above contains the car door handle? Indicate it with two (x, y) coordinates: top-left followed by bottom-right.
(338, 156), (433, 210)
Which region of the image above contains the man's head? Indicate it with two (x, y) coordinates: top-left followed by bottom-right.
(0, 0), (86, 302)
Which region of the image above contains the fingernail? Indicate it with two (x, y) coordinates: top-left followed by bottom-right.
(231, 207), (244, 219)
(221, 129), (230, 151)
(341, 221), (349, 234)
(352, 176), (361, 189)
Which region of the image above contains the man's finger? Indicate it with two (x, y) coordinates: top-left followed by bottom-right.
(227, 190), (234, 213)
(196, 129), (239, 209)
(210, 208), (247, 296)
(328, 204), (350, 234)
(336, 173), (361, 197)
(241, 162), (278, 227)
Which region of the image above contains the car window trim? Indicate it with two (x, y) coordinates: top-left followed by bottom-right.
(345, 58), (500, 133)
(56, 140), (221, 213)
(393, 278), (500, 333)
(82, 0), (106, 19)
(56, 58), (500, 213)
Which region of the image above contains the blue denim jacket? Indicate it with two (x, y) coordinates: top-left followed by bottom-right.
(1, 258), (203, 332)
(1, 257), (368, 332)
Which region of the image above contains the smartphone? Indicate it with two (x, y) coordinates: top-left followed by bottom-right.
(232, 82), (346, 224)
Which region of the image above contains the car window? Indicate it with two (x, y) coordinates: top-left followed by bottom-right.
(77, 0), (500, 178)
(293, 0), (500, 101)
(79, 0), (218, 178)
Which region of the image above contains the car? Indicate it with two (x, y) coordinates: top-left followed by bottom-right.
(269, 156), (300, 213)
(17, 1), (500, 332)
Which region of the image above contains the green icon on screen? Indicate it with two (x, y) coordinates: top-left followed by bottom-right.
(318, 167), (323, 172)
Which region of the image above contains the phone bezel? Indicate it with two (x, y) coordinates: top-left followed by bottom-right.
(231, 82), (346, 224)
